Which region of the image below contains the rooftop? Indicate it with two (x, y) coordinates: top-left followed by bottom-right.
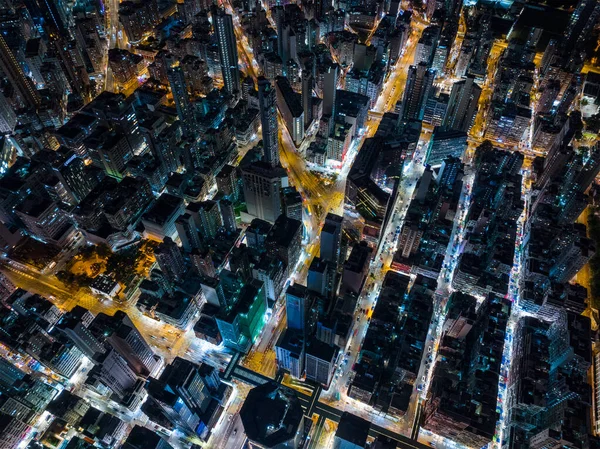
(240, 382), (304, 447)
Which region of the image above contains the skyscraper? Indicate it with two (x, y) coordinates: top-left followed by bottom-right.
(213, 6), (241, 98)
(258, 77), (280, 166)
(401, 62), (435, 121)
(167, 66), (195, 136)
(322, 63), (339, 118)
(302, 68), (314, 128)
(442, 76), (482, 133)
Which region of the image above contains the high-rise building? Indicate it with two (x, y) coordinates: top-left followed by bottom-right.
(84, 126), (134, 180)
(139, 118), (180, 177)
(0, 94), (17, 134)
(155, 237), (187, 285)
(122, 425), (174, 449)
(425, 129), (468, 166)
(0, 413), (30, 449)
(334, 413), (370, 449)
(215, 280), (267, 352)
(219, 198), (237, 233)
(146, 357), (213, 434)
(0, 35), (41, 109)
(0, 358), (24, 388)
(320, 213), (343, 266)
(286, 284), (309, 332)
(304, 337), (338, 387)
(275, 329), (304, 378)
(442, 76), (482, 133)
(88, 310), (160, 378)
(564, 0), (600, 52)
(307, 257), (336, 298)
(302, 67), (314, 128)
(167, 66), (195, 136)
(175, 213), (203, 252)
(322, 63), (339, 118)
(241, 162), (288, 223)
(281, 186), (303, 221)
(252, 256), (286, 303)
(197, 200), (223, 239)
(258, 77), (280, 166)
(213, 6), (241, 97)
(275, 76), (305, 146)
(401, 62), (435, 121)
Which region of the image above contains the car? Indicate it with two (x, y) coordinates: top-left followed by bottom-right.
(346, 351), (351, 356)
(428, 346), (432, 353)
(417, 384), (423, 391)
(422, 375), (426, 382)
(356, 317), (360, 322)
(233, 429), (238, 435)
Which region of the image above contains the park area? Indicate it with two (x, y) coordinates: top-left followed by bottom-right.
(57, 240), (158, 291)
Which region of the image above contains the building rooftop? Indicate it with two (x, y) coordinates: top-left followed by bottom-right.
(240, 381), (304, 448)
(335, 412), (370, 446)
(142, 194), (183, 225)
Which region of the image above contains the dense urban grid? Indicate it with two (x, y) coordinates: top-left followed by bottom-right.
(0, 0), (598, 446)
